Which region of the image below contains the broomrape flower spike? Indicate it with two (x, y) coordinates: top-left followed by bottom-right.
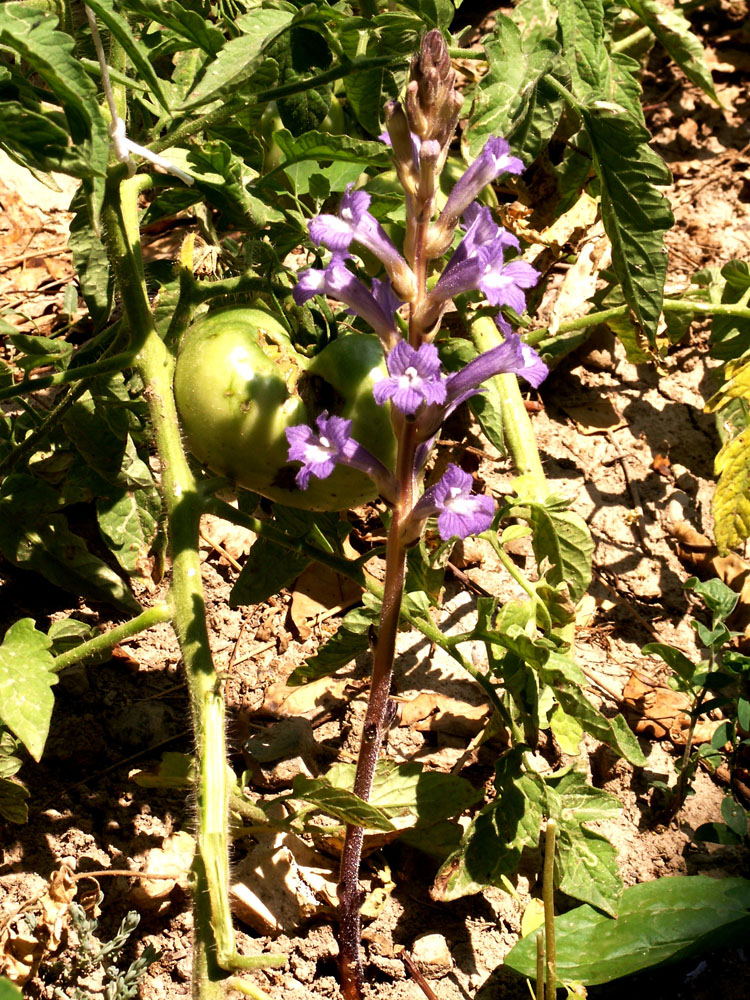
(413, 464), (496, 541)
(372, 341), (447, 415)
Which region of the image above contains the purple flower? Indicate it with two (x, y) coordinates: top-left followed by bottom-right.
(439, 137), (524, 231)
(285, 412), (398, 502)
(293, 253), (401, 344)
(373, 341), (447, 415)
(414, 334), (548, 442)
(413, 464), (495, 540)
(422, 232), (539, 321)
(308, 186), (415, 300)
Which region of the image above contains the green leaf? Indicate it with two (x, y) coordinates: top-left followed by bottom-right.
(131, 751), (194, 788)
(0, 776), (29, 824)
(166, 141), (271, 228)
(466, 16), (563, 162)
(641, 642), (696, 682)
(0, 619), (56, 761)
(69, 190), (113, 328)
(396, 0), (454, 29)
(292, 774), (396, 831)
(582, 106), (673, 348)
(5, 332), (72, 373)
(272, 129), (391, 173)
(0, 976), (24, 999)
(62, 395), (153, 490)
(0, 4), (108, 199)
(96, 487), (160, 577)
(540, 653), (647, 765)
(432, 751), (546, 901)
(0, 474), (141, 613)
(230, 538), (309, 607)
(557, 0), (605, 97)
(694, 821), (742, 845)
(183, 7), (295, 108)
(721, 796), (748, 838)
(546, 771), (623, 915)
(47, 618), (94, 655)
(504, 876), (750, 985)
(120, 0), (224, 56)
(624, 0), (722, 105)
(686, 576), (740, 622)
(516, 497), (593, 603)
(549, 704), (583, 754)
(327, 760), (481, 826)
(287, 602), (376, 685)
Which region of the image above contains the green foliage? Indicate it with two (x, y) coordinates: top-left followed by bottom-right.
(504, 876), (750, 986)
(433, 751), (623, 912)
(0, 619), (57, 762)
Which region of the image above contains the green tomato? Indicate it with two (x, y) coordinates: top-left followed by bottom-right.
(174, 306), (396, 511)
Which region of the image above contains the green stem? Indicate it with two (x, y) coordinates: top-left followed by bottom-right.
(543, 819), (557, 1000)
(611, 25), (652, 54)
(102, 173), (283, 998)
(536, 930), (545, 1000)
(51, 604), (172, 673)
(190, 274), (292, 304)
(447, 47), (489, 60)
(467, 314), (548, 501)
(527, 298), (750, 347)
(0, 352), (137, 402)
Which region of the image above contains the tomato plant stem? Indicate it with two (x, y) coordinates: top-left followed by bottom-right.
(102, 173), (284, 998)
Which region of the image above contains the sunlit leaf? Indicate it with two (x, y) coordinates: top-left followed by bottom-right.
(0, 619), (56, 762)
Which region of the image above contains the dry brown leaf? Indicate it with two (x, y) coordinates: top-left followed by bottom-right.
(548, 223), (611, 336)
(230, 831), (338, 936)
(622, 670), (719, 744)
(396, 693), (489, 738)
(0, 866), (76, 985)
(561, 398), (627, 435)
(258, 675), (354, 718)
(290, 563), (362, 639)
(129, 831), (195, 910)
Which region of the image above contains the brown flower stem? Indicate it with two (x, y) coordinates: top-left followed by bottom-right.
(338, 424), (417, 998)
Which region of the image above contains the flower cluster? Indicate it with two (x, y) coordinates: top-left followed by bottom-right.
(285, 31), (547, 543)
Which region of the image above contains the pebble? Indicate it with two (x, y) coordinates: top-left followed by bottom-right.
(411, 932), (453, 976)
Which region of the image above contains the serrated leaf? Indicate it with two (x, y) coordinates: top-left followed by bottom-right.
(62, 395), (153, 490)
(96, 487), (160, 576)
(504, 876), (750, 985)
(432, 751), (546, 901)
(557, 0), (605, 96)
(0, 619), (56, 761)
(292, 774), (396, 831)
(582, 106), (673, 347)
(166, 141), (270, 227)
(183, 7), (295, 108)
(518, 498), (593, 603)
(466, 16), (563, 162)
(396, 0), (454, 29)
(624, 0), (721, 105)
(85, 0), (170, 112)
(0, 4), (108, 200)
(549, 704), (583, 754)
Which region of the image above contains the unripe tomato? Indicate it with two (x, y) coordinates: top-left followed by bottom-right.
(174, 307), (396, 510)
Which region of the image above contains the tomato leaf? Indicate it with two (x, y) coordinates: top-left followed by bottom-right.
(504, 876), (750, 985)
(557, 0), (605, 96)
(292, 774), (396, 832)
(96, 487), (161, 577)
(623, 0), (722, 106)
(0, 619), (57, 762)
(119, 0), (224, 56)
(582, 105), (673, 348)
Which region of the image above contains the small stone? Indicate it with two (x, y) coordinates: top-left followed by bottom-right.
(411, 932), (453, 977)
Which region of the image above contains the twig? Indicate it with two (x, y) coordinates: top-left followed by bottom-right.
(591, 568), (660, 641)
(403, 952), (440, 1000)
(0, 245), (71, 270)
(605, 429), (649, 551)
